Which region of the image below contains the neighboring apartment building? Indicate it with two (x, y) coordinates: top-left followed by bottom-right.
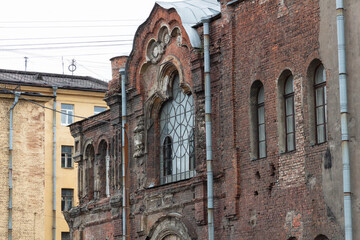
(66, 0), (360, 239)
(0, 69), (108, 240)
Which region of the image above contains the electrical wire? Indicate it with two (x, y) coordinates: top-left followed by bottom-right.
(0, 39), (133, 48)
(0, 34), (134, 41)
(0, 24), (140, 29)
(0, 43), (132, 51)
(0, 19), (142, 23)
(0, 86), (112, 125)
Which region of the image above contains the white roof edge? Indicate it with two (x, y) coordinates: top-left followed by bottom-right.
(156, 0), (220, 48)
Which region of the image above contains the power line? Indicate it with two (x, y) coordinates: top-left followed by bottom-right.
(0, 43), (132, 51)
(0, 19), (142, 23)
(0, 24), (140, 29)
(0, 51), (128, 59)
(0, 86), (112, 125)
(0, 39), (133, 48)
(0, 34), (134, 41)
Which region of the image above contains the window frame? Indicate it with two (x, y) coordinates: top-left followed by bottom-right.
(284, 75), (296, 152)
(61, 146), (73, 168)
(257, 85), (266, 159)
(61, 188), (73, 211)
(61, 103), (74, 126)
(94, 106), (107, 115)
(159, 74), (195, 185)
(314, 65), (327, 144)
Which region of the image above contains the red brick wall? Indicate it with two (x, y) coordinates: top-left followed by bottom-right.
(68, 1), (343, 239)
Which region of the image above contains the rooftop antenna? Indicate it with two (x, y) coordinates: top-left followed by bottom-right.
(68, 59), (77, 77)
(24, 57), (28, 71)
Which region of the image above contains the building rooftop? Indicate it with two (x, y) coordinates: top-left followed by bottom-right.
(0, 69), (108, 92)
(156, 0), (220, 48)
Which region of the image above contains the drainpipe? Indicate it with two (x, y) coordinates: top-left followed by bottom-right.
(52, 87), (57, 240)
(336, 1), (352, 239)
(202, 17), (214, 240)
(106, 149), (110, 197)
(120, 69), (127, 240)
(8, 92), (20, 240)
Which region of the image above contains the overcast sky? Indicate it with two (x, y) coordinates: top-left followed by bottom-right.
(0, 0), (178, 82)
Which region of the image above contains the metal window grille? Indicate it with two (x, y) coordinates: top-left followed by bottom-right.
(314, 65), (327, 144)
(61, 146), (73, 168)
(61, 189), (73, 211)
(160, 75), (195, 184)
(284, 75), (295, 152)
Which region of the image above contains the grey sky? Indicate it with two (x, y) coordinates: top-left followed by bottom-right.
(0, 0), (178, 81)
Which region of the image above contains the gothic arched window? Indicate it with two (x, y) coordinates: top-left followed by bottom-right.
(284, 75), (295, 152)
(314, 64), (327, 144)
(160, 75), (195, 184)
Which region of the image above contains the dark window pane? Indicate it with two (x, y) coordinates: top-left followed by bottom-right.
(315, 88), (324, 106)
(259, 141), (266, 158)
(316, 106), (325, 125)
(285, 97), (294, 115)
(286, 116), (294, 133)
(315, 65), (325, 84)
(258, 106), (265, 124)
(285, 76), (294, 95)
(287, 133), (295, 151)
(257, 86), (264, 104)
(317, 125), (325, 144)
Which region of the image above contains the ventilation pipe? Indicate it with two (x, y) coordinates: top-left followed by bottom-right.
(8, 92), (20, 240)
(120, 69), (128, 240)
(52, 86), (57, 240)
(336, 1), (352, 239)
(202, 17), (214, 240)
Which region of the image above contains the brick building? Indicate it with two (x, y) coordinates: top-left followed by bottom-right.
(66, 0), (360, 239)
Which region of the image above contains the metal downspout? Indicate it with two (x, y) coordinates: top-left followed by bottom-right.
(336, 1), (352, 239)
(202, 17), (214, 240)
(52, 87), (57, 240)
(8, 92), (20, 240)
(120, 69), (127, 240)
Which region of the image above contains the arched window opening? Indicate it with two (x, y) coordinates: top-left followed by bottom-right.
(162, 234), (181, 240)
(314, 64), (327, 144)
(97, 140), (108, 199)
(284, 75), (295, 152)
(257, 85), (266, 158)
(160, 74), (195, 184)
(84, 144), (95, 201)
(314, 234), (329, 240)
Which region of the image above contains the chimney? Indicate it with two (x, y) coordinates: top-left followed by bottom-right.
(107, 56), (128, 95)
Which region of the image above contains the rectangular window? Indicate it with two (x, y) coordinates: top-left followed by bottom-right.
(61, 146), (73, 168)
(61, 232), (70, 240)
(94, 106), (107, 115)
(61, 189), (73, 211)
(61, 104), (74, 126)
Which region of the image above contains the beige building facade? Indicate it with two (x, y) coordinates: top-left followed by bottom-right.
(0, 69), (108, 240)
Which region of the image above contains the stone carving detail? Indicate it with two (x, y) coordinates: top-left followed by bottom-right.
(133, 116), (145, 159)
(146, 25), (181, 64)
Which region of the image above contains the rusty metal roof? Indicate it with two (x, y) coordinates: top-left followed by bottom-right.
(0, 69), (108, 92)
(156, 0), (220, 48)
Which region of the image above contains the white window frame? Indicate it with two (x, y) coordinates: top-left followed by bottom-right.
(61, 188), (73, 211)
(61, 104), (74, 126)
(61, 146), (73, 168)
(94, 106), (107, 115)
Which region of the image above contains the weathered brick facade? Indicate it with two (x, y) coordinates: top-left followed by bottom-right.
(66, 0), (360, 239)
